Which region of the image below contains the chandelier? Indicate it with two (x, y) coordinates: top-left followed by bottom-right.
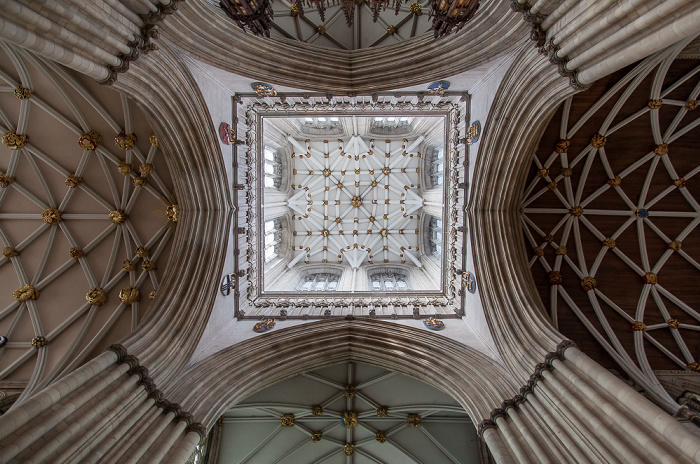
(220, 0), (480, 38)
(429, 0), (480, 38)
(220, 0), (275, 37)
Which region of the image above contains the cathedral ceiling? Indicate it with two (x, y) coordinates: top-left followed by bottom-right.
(522, 46), (700, 399)
(266, 0), (432, 49)
(216, 362), (480, 463)
(0, 43), (176, 401)
(263, 116), (443, 289)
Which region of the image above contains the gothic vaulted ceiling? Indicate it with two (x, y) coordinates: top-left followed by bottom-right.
(217, 362), (480, 463)
(0, 43), (176, 404)
(522, 45), (700, 402)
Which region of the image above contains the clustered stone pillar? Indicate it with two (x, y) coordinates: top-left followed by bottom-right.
(478, 343), (700, 463)
(512, 0), (700, 87)
(0, 0), (180, 84)
(0, 347), (206, 464)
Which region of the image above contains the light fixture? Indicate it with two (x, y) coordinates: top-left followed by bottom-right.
(220, 0), (275, 37)
(429, 0), (480, 38)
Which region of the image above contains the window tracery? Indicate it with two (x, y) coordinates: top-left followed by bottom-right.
(429, 146), (444, 187)
(264, 219), (282, 262)
(264, 147), (282, 188)
(369, 271), (409, 291)
(429, 216), (442, 256)
(298, 273), (341, 291)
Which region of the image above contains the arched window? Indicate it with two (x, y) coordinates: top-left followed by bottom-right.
(264, 147), (282, 189)
(298, 273), (340, 291)
(429, 217), (442, 256)
(370, 116), (413, 135)
(369, 271), (409, 291)
(264, 219), (281, 262)
(300, 117), (343, 135)
(429, 147), (444, 187)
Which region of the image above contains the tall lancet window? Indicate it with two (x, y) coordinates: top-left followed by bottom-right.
(429, 217), (442, 256)
(264, 147), (282, 188)
(264, 219), (281, 262)
(429, 147), (444, 188)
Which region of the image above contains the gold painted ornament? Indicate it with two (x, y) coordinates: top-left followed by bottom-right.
(132, 176), (148, 187)
(311, 432), (322, 442)
(122, 259), (136, 272)
(377, 406), (388, 417)
(3, 247), (19, 260)
(376, 431), (387, 443)
(142, 260), (156, 271)
(119, 286), (141, 305)
(632, 321), (647, 332)
(407, 414), (422, 427)
(136, 247), (149, 258)
(139, 163), (153, 175)
(31, 336), (47, 348)
(13, 84), (33, 100)
(2, 130), (28, 150)
(42, 209), (62, 224)
(86, 287), (108, 306)
(345, 385), (355, 398)
(65, 175), (83, 188)
(69, 247), (85, 259)
(149, 133), (159, 147)
(109, 210), (128, 224)
(343, 410), (358, 429)
(115, 132), (137, 150)
(118, 162), (132, 175)
(580, 276), (596, 291)
(13, 284), (39, 301)
(667, 319), (680, 329)
(280, 414), (295, 427)
(343, 444), (354, 456)
(311, 405), (323, 416)
(166, 204), (179, 222)
(0, 173), (14, 188)
(78, 130), (102, 150)
(590, 133), (607, 148)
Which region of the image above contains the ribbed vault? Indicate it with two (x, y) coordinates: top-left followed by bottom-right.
(0, 42), (176, 403)
(523, 40), (700, 405)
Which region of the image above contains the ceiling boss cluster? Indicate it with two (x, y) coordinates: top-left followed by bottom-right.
(220, 0), (479, 38)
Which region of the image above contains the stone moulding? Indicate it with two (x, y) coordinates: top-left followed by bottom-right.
(509, 0), (586, 90)
(108, 344), (207, 440)
(240, 94), (465, 314)
(477, 340), (577, 438)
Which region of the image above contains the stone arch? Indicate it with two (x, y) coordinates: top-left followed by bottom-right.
(167, 319), (519, 429)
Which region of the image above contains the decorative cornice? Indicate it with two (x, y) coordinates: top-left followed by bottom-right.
(241, 95), (464, 313)
(477, 340), (577, 438)
(108, 344), (207, 440)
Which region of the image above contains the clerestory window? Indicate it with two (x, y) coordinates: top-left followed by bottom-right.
(299, 273), (340, 291)
(264, 219), (281, 262)
(264, 147), (282, 189)
(369, 272), (409, 291)
(429, 147), (444, 187)
(429, 216), (442, 256)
